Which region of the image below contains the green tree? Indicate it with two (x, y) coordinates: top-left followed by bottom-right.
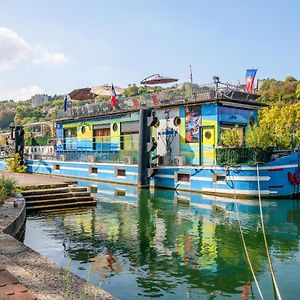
(0, 110), (15, 129)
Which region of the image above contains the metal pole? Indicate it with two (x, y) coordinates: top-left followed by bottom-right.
(138, 108), (150, 188)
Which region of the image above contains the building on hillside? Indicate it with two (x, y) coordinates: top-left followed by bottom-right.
(31, 94), (49, 107)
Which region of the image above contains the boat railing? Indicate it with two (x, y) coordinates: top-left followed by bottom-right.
(56, 82), (248, 120)
(216, 147), (288, 165)
(25, 135), (140, 164)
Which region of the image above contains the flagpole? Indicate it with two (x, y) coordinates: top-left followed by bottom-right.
(189, 65), (195, 101)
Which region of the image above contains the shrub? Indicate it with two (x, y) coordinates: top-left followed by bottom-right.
(220, 125), (243, 147)
(0, 176), (16, 203)
(5, 154), (27, 173)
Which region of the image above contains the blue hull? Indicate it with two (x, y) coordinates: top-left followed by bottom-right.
(22, 152), (300, 198)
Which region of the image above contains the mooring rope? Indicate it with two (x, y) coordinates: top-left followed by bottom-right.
(235, 202), (264, 299)
(256, 164), (283, 300)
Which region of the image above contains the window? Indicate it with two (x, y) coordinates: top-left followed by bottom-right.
(213, 174), (226, 182)
(176, 172), (190, 183)
(64, 128), (77, 138)
(116, 168), (126, 177)
(115, 188), (126, 197)
(90, 166), (98, 174)
(94, 128), (110, 137)
(54, 164), (60, 171)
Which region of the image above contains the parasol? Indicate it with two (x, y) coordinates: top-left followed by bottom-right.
(68, 88), (97, 100)
(140, 74), (178, 85)
(90, 84), (124, 96)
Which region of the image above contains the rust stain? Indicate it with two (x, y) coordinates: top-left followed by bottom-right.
(0, 267), (38, 300)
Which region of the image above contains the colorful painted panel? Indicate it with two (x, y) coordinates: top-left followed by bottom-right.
(185, 106), (201, 143)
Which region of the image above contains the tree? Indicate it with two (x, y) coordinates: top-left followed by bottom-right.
(0, 110), (15, 129)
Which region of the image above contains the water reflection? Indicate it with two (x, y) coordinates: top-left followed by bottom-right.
(24, 181), (300, 300)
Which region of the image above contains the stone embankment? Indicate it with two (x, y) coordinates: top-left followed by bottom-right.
(0, 175), (116, 300)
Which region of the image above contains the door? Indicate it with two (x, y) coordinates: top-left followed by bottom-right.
(201, 126), (216, 165)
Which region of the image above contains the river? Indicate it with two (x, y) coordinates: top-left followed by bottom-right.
(23, 180), (300, 299)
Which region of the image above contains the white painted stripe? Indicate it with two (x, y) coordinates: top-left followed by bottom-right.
(99, 170), (114, 174)
(28, 163), (137, 176)
(176, 181), (191, 186)
(29, 159), (138, 167)
(226, 176), (270, 181)
(156, 163), (298, 171)
(155, 174), (174, 179)
(126, 171), (138, 176)
(201, 187), (274, 195)
(191, 176), (212, 182)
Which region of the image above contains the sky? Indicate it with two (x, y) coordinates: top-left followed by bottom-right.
(0, 0), (299, 101)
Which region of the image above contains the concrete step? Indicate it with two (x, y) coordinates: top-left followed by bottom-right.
(23, 191), (91, 201)
(26, 200), (97, 212)
(26, 196), (95, 207)
(21, 187), (69, 196)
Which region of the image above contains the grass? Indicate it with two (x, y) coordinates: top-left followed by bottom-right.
(0, 176), (16, 204)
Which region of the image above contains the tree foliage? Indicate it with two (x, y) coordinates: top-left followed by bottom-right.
(220, 126), (242, 147)
(0, 110), (15, 129)
(258, 77), (299, 104)
(247, 102), (300, 150)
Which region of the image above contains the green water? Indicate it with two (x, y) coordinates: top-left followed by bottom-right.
(23, 181), (300, 299)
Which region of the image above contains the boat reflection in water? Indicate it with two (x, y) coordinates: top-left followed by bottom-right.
(24, 180), (300, 300)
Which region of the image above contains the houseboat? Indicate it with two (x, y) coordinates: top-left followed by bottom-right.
(25, 80), (300, 198)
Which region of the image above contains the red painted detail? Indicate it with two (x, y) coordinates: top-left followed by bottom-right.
(269, 168), (283, 172)
(268, 185), (284, 188)
(288, 172), (300, 185)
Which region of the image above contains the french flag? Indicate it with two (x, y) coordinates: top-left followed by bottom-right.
(246, 69), (257, 93)
(110, 83), (117, 107)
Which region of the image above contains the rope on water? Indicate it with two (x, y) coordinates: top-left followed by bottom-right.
(235, 202), (264, 299)
(256, 164), (283, 300)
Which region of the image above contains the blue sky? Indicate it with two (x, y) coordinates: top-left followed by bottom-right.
(0, 0), (299, 100)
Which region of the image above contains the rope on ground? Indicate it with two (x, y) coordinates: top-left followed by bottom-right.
(256, 164), (283, 300)
(235, 202), (264, 300)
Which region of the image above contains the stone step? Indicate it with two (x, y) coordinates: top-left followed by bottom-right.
(21, 186), (88, 197)
(23, 191), (91, 201)
(26, 196), (95, 207)
(26, 200), (97, 212)
(21, 187), (69, 196)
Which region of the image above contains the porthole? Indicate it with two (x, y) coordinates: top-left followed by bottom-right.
(173, 116), (181, 127)
(205, 131), (212, 139)
(81, 126), (86, 134)
(112, 123), (118, 132)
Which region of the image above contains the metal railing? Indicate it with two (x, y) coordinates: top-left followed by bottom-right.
(26, 135), (140, 164)
(57, 82), (251, 120)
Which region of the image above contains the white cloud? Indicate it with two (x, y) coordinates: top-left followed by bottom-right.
(0, 27), (69, 70)
(32, 45), (69, 65)
(1, 85), (44, 101)
(0, 28), (31, 70)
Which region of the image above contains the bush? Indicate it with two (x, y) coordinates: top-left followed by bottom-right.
(0, 176), (16, 203)
(5, 154), (27, 173)
(220, 125), (243, 147)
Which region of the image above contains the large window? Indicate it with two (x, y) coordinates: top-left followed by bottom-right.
(220, 124), (245, 146)
(94, 128), (110, 137)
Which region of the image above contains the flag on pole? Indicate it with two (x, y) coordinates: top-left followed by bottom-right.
(246, 69), (257, 93)
(63, 95), (68, 112)
(110, 83), (117, 107)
